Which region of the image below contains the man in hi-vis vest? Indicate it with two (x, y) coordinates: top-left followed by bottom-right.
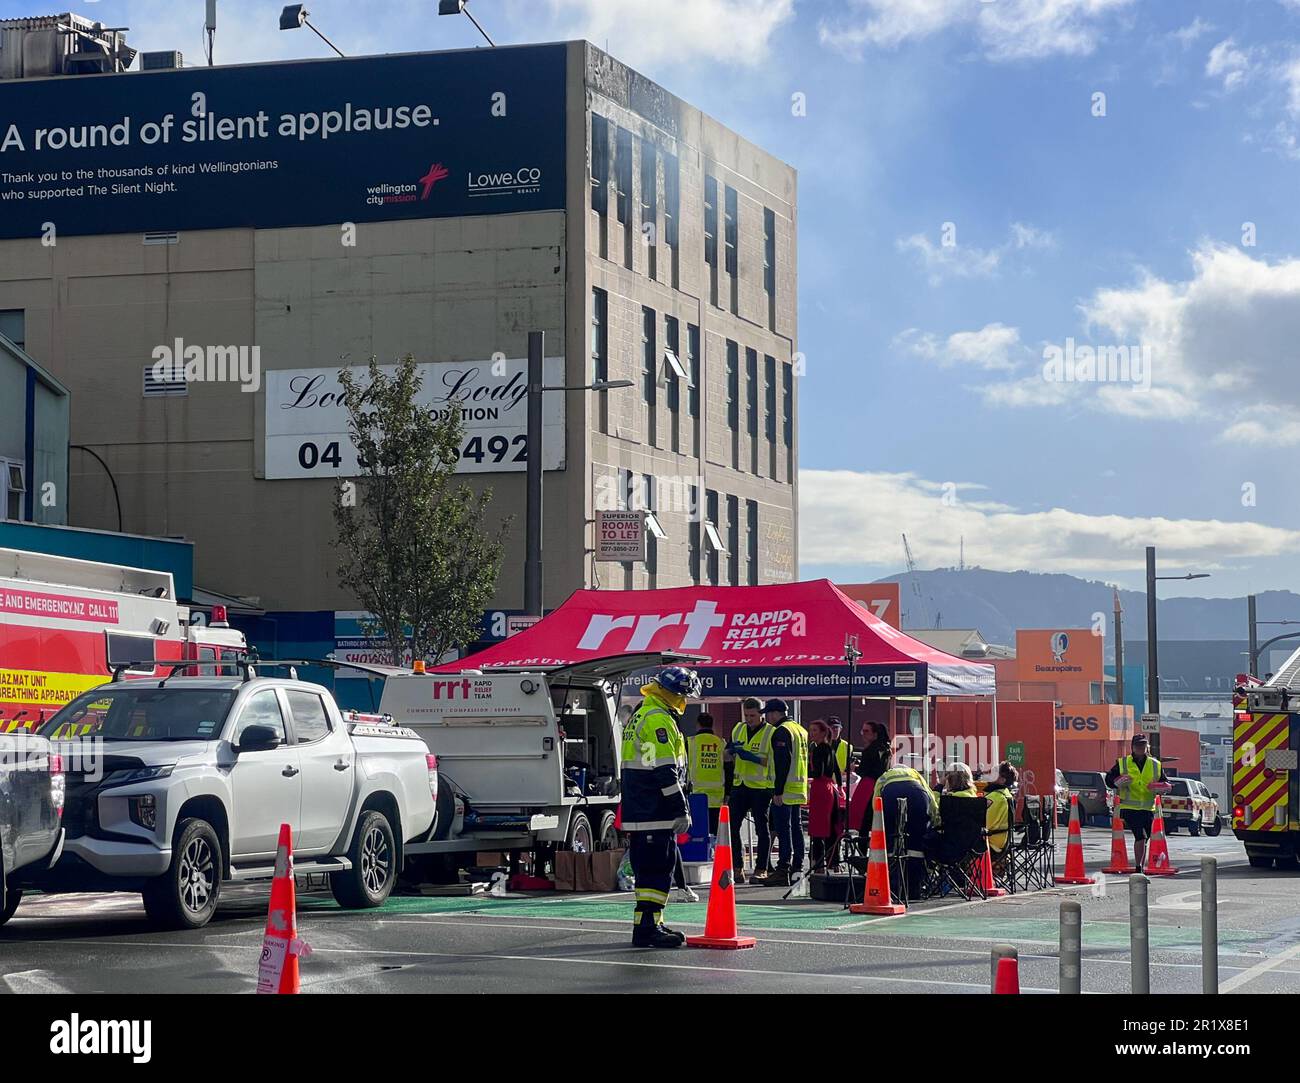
(686, 712), (725, 834)
(620, 666), (701, 948)
(766, 700), (808, 885)
(727, 697), (775, 883)
(1105, 733), (1169, 872)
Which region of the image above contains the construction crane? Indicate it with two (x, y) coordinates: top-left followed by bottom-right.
(901, 532), (934, 628)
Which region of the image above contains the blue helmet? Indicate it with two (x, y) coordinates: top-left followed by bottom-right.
(656, 665), (702, 698)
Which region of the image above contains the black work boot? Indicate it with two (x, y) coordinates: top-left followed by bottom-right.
(631, 909), (683, 948)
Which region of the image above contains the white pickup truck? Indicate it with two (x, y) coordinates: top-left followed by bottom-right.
(25, 672), (436, 928)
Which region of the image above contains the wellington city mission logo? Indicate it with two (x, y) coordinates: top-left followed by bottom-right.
(364, 161), (448, 206)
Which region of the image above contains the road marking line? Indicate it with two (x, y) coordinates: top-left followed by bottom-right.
(1219, 941), (1300, 993)
(29, 937), (1053, 990)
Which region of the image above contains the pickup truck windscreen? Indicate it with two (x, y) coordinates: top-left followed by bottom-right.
(39, 686), (237, 741)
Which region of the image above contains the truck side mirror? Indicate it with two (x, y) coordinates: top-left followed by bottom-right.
(234, 724), (282, 753)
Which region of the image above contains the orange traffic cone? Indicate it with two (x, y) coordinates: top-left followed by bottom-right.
(1102, 802), (1135, 875)
(686, 805), (756, 949)
(992, 955), (1020, 994)
(256, 824), (311, 994)
(1054, 794), (1095, 885)
(850, 795), (906, 915)
(973, 845), (1007, 898)
(1144, 797), (1179, 876)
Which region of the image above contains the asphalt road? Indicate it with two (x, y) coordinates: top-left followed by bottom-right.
(3, 828), (1299, 994)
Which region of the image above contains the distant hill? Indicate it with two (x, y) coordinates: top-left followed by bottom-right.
(877, 568), (1300, 646)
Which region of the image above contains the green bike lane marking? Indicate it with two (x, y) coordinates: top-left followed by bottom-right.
(300, 894), (1263, 950)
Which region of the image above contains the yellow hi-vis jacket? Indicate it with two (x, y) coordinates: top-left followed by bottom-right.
(687, 731), (725, 808)
(731, 721), (775, 790)
(781, 719), (809, 805)
(833, 738), (852, 775)
(1117, 754), (1162, 811)
(619, 697), (688, 831)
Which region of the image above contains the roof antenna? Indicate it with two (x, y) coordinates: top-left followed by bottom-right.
(205, 0), (216, 65)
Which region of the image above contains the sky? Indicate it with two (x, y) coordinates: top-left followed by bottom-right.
(8, 0), (1300, 599)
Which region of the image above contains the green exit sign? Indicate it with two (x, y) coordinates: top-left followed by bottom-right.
(1007, 742), (1026, 767)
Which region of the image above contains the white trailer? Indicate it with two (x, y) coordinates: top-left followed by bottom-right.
(353, 651), (700, 880)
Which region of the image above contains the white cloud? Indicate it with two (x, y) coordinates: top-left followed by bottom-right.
(1172, 17), (1214, 48)
(821, 0), (1134, 61)
(546, 0), (795, 67)
(799, 469), (1300, 573)
(1205, 38), (1255, 91)
(895, 323), (1023, 370)
(897, 222), (1053, 283)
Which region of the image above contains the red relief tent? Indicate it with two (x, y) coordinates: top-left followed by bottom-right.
(434, 579), (995, 700)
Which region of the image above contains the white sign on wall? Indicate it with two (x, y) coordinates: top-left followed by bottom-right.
(264, 358), (566, 479)
(595, 510), (646, 562)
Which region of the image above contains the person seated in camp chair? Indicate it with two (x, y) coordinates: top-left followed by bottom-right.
(983, 761), (1018, 867)
(924, 763), (983, 864)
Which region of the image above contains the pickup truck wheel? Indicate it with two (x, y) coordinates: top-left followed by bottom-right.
(1205, 816), (1223, 838)
(142, 818), (222, 930)
(331, 810), (397, 909)
(0, 885), (21, 926)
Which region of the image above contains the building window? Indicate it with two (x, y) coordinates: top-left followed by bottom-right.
(665, 316), (681, 413)
(782, 361), (793, 448)
(642, 307), (656, 446)
(705, 489), (722, 585)
(724, 186), (738, 276)
(643, 473), (664, 584)
(765, 355), (777, 443)
(689, 483), (702, 584)
(591, 288), (608, 384)
(763, 208), (776, 295)
(617, 468), (632, 510)
(642, 307), (656, 405)
(746, 348), (758, 436)
(663, 152), (679, 249)
(704, 176), (718, 268)
(640, 139), (657, 245)
(615, 127), (633, 226)
(3, 461), (25, 521)
(727, 494), (740, 586)
(726, 340), (739, 433)
(687, 325), (701, 420)
(591, 115), (610, 215)
(0, 310), (24, 349)
(747, 500), (759, 586)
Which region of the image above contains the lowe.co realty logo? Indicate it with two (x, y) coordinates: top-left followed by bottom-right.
(468, 164), (542, 198)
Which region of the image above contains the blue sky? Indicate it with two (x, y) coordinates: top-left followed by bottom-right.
(9, 0), (1300, 598)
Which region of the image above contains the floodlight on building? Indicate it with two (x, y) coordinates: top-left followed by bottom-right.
(438, 0), (496, 46)
(278, 4), (346, 56)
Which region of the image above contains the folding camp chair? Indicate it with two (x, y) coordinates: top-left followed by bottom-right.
(1008, 792), (1055, 892)
(925, 795), (990, 900)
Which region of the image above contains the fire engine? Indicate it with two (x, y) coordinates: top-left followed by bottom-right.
(0, 547), (245, 733)
(1232, 659), (1300, 868)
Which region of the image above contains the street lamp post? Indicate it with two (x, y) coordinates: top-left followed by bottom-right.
(522, 329), (631, 617)
(1144, 545), (1210, 760)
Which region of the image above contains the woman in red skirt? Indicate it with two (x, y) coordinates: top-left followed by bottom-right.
(807, 719), (845, 873)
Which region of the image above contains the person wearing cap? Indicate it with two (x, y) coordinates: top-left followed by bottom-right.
(828, 717), (853, 779)
(984, 761), (1018, 860)
(1105, 733), (1168, 872)
(619, 665), (701, 948)
(765, 699), (808, 886)
(727, 696), (775, 884)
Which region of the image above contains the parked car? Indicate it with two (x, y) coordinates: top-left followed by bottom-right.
(1161, 777), (1221, 836)
(1064, 770), (1113, 826)
(0, 730), (65, 926)
(26, 674), (436, 929)
(1055, 769), (1072, 825)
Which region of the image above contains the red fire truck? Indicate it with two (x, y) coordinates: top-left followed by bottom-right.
(0, 547), (246, 733)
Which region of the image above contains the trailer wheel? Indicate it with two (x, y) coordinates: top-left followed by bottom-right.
(593, 811), (618, 850)
(1247, 853), (1275, 869)
(565, 811), (594, 854)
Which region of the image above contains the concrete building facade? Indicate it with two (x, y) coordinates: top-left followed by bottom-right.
(0, 38), (797, 621)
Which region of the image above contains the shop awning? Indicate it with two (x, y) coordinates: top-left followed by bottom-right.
(434, 580), (995, 698)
